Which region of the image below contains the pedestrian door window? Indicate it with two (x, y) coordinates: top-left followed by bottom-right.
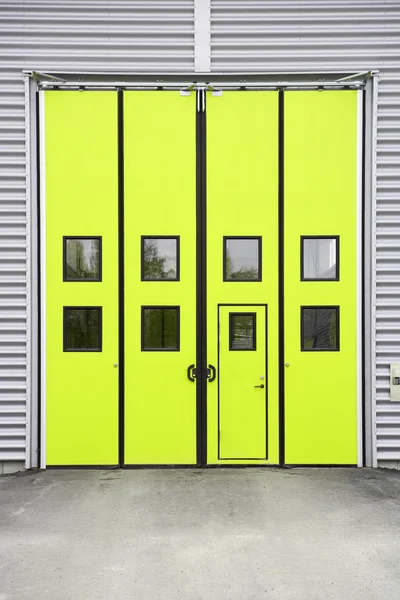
(229, 313), (257, 350)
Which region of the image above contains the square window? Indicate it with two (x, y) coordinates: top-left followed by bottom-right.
(142, 237), (179, 280)
(301, 237), (339, 281)
(301, 307), (339, 351)
(224, 237), (261, 281)
(64, 307), (102, 351)
(63, 237), (101, 281)
(142, 307), (180, 351)
(229, 313), (256, 351)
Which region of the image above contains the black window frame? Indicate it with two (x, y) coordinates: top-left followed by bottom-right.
(141, 306), (180, 352)
(63, 236), (102, 282)
(301, 305), (340, 352)
(223, 236), (262, 282)
(63, 306), (102, 352)
(229, 312), (257, 351)
(300, 235), (340, 282)
(141, 236), (180, 282)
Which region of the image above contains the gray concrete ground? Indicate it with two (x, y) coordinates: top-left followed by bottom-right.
(1, 468), (400, 600)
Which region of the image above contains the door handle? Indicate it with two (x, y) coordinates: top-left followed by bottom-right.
(187, 364), (196, 382)
(207, 364), (216, 382)
(254, 384), (265, 389)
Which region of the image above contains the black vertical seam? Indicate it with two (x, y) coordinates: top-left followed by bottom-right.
(278, 90), (285, 467)
(201, 92), (208, 467)
(36, 90), (41, 469)
(361, 88), (366, 467)
(118, 90), (125, 467)
(195, 92), (203, 466)
(196, 91), (207, 467)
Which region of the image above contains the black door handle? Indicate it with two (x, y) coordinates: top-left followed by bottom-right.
(208, 364), (216, 382)
(254, 384), (265, 389)
(187, 364), (196, 382)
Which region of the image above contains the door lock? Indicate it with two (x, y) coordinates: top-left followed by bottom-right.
(113, 364), (118, 368)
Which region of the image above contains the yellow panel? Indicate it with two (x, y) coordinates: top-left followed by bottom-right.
(206, 92), (279, 465)
(284, 91), (358, 464)
(124, 91), (197, 464)
(219, 306), (267, 459)
(45, 91), (119, 465)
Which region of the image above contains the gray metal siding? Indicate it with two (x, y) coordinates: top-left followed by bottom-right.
(0, 0), (195, 465)
(211, 0), (400, 468)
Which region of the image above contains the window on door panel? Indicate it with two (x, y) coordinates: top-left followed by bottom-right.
(142, 307), (180, 351)
(301, 236), (339, 281)
(229, 313), (257, 351)
(63, 237), (101, 281)
(142, 237), (180, 281)
(63, 307), (102, 351)
(223, 237), (262, 281)
(301, 307), (339, 351)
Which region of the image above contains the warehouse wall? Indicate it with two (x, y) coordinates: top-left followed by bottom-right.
(0, 0), (399, 470)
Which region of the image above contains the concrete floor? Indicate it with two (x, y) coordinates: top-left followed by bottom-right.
(1, 468), (400, 599)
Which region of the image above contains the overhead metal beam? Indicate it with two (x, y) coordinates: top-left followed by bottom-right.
(37, 81), (366, 91)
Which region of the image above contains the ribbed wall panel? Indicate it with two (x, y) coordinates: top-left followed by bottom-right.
(211, 0), (400, 468)
(0, 0), (194, 464)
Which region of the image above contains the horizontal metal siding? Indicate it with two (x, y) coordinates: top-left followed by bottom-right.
(0, 65), (27, 460)
(211, 0), (400, 467)
(0, 0), (194, 464)
(0, 0), (194, 72)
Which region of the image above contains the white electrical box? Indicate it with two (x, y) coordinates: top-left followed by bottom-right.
(390, 363), (400, 401)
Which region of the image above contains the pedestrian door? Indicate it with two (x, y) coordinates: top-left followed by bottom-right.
(41, 87), (360, 467)
(218, 306), (268, 460)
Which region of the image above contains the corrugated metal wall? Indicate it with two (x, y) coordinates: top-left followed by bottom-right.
(0, 0), (195, 469)
(211, 0), (400, 468)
